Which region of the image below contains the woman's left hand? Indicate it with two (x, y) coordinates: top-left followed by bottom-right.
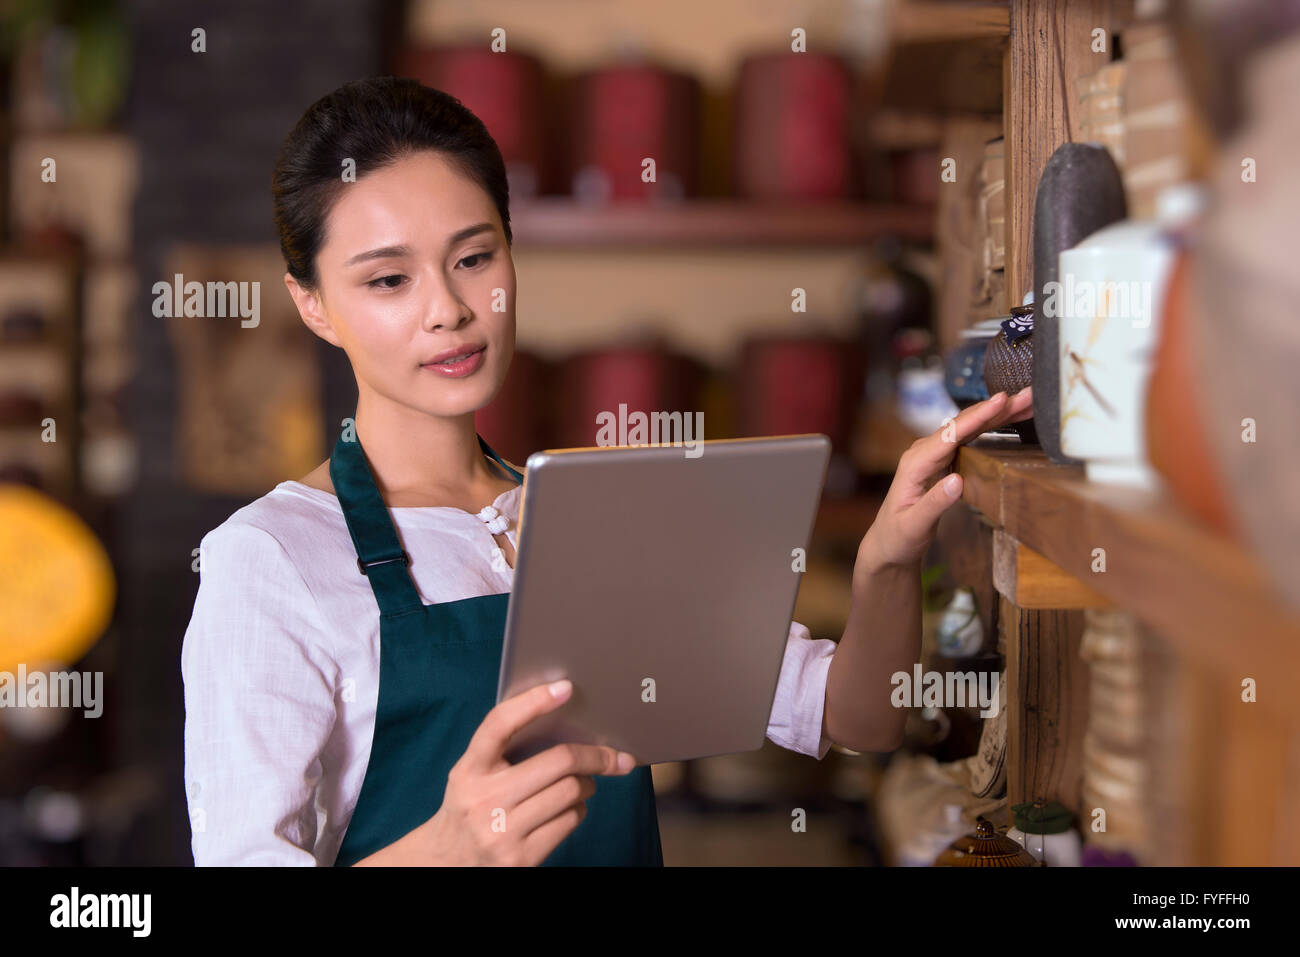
(856, 387), (1034, 575)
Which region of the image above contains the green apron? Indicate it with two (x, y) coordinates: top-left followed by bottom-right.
(329, 428), (663, 867)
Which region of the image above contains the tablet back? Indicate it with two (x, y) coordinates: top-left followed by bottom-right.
(497, 434), (831, 766)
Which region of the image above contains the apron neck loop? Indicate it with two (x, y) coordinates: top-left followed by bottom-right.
(329, 429), (424, 616)
(328, 427), (524, 617)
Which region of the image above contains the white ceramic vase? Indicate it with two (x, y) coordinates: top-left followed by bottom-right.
(1052, 185), (1204, 486)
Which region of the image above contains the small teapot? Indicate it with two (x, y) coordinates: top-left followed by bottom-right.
(934, 817), (1041, 867)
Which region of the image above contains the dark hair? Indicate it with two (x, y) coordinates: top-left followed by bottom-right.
(272, 76), (512, 291)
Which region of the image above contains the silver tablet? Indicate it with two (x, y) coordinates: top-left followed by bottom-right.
(496, 434), (831, 766)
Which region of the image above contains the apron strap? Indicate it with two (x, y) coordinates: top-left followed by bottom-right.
(329, 428), (524, 617)
(480, 436), (524, 484)
(330, 429), (423, 616)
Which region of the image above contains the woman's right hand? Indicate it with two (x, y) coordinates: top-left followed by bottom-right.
(357, 679), (636, 866)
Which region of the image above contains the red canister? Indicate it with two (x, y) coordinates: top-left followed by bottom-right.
(399, 44), (547, 199)
(736, 335), (862, 453)
(554, 345), (704, 449)
(474, 348), (553, 467)
(569, 62), (700, 203)
(889, 147), (941, 205)
(732, 51), (854, 200)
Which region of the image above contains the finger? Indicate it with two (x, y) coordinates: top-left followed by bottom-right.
(897, 470), (965, 545)
(521, 803), (586, 865)
(982, 393), (1034, 428)
(981, 386), (1034, 430)
(967, 387), (1033, 434)
(463, 679), (574, 772)
(510, 773), (597, 838)
(1002, 403), (1035, 424)
(503, 741), (633, 806)
(906, 388), (1031, 475)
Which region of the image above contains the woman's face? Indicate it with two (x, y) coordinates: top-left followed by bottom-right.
(289, 149), (516, 419)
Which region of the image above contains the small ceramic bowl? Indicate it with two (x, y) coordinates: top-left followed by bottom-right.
(944, 319), (1002, 408)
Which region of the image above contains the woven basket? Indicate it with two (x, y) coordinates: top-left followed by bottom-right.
(983, 305), (1038, 443)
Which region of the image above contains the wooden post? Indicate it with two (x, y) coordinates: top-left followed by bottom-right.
(936, 115), (1003, 351)
(1001, 595), (1089, 813)
(1003, 0), (1116, 303)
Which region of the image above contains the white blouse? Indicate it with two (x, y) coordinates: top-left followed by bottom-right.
(181, 478), (837, 866)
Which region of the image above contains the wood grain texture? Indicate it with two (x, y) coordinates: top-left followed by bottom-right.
(957, 435), (1076, 526)
(1002, 594), (1089, 813)
(993, 528), (1113, 608)
(959, 439), (1300, 721)
(1004, 0), (1117, 303)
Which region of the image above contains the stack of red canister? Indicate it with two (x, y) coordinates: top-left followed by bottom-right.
(568, 62), (700, 203)
(474, 349), (553, 467)
(736, 335), (863, 454)
(398, 44), (548, 198)
(553, 345), (704, 449)
(732, 51), (854, 200)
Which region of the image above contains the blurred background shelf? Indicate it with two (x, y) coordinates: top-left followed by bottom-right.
(511, 199), (936, 247)
(890, 2), (1010, 43)
(813, 490), (886, 546)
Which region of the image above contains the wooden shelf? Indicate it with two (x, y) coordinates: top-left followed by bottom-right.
(925, 0), (1294, 866)
(957, 437), (1300, 720)
(511, 199), (935, 248)
(891, 2), (1010, 44)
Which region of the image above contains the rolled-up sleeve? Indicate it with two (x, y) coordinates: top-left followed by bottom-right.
(765, 620), (836, 759)
(182, 522), (338, 865)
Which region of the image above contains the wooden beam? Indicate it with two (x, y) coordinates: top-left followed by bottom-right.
(881, 36), (1007, 114)
(958, 439), (1300, 722)
(956, 434), (1074, 527)
(1002, 467), (1300, 711)
(1003, 0), (1116, 303)
(993, 528), (1113, 608)
(1002, 594), (1089, 814)
(510, 199), (935, 247)
(893, 2), (1010, 43)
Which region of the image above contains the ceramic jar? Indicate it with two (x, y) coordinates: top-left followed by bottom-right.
(1007, 800), (1083, 866)
(1054, 186), (1203, 486)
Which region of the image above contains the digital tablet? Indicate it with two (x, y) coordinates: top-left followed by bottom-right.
(496, 434), (831, 766)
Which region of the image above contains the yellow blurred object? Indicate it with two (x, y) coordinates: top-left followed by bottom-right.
(0, 484), (115, 672)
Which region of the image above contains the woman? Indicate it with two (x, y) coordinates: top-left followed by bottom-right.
(181, 77), (1033, 867)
